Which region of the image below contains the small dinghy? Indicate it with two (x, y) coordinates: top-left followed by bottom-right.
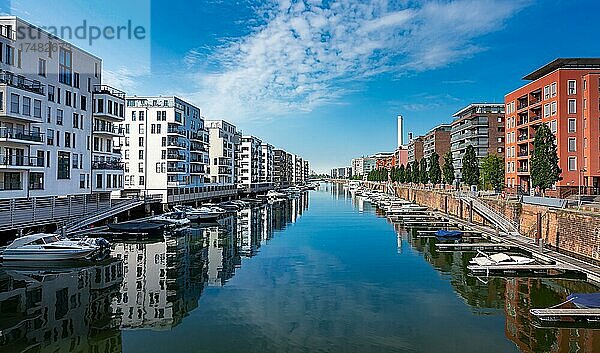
(435, 230), (463, 239)
(469, 251), (535, 267)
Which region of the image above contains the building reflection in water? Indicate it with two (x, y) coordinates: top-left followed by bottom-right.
(0, 259), (123, 353)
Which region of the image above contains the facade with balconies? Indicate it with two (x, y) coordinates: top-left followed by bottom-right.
(123, 96), (216, 202)
(260, 142), (274, 187)
(92, 85), (125, 196)
(450, 103), (505, 180)
(505, 58), (600, 196)
(207, 120), (240, 185)
(0, 17), (102, 199)
(273, 149), (292, 188)
(238, 135), (270, 193)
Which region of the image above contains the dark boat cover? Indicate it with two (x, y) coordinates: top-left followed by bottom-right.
(567, 292), (600, 308)
(108, 221), (165, 233)
(435, 230), (463, 238)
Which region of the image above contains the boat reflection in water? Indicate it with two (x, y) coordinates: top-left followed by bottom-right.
(0, 259), (124, 353)
(0, 194), (309, 352)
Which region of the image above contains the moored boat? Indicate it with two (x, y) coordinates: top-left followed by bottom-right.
(469, 251), (535, 267)
(0, 234), (102, 261)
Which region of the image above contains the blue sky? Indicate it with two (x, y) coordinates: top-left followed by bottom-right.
(4, 0), (600, 172)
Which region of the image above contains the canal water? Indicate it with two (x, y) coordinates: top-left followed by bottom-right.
(1, 183), (599, 352)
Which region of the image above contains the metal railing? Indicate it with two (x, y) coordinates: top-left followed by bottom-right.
(0, 71), (45, 95)
(92, 161), (124, 170)
(0, 154), (44, 167)
(92, 84), (126, 99)
(0, 127), (44, 142)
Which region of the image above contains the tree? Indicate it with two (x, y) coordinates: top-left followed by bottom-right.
(428, 152), (441, 185)
(530, 123), (562, 194)
(405, 163), (412, 183)
(419, 158), (429, 184)
(480, 154), (505, 192)
(412, 160), (420, 184)
(462, 145), (479, 186)
(442, 151), (455, 185)
(398, 164), (406, 183)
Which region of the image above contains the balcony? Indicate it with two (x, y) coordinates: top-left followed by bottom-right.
(167, 140), (187, 149)
(0, 127), (44, 144)
(92, 125), (123, 136)
(190, 144), (207, 152)
(190, 132), (204, 141)
(93, 85), (126, 99)
(0, 154), (44, 168)
(168, 125), (185, 136)
(517, 151), (529, 158)
(92, 160), (124, 170)
(529, 115), (542, 123)
(517, 167), (529, 173)
(167, 166), (186, 173)
(167, 153), (185, 161)
(0, 71), (45, 95)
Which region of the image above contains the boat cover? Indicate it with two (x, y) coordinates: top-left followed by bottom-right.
(435, 230), (463, 238)
(567, 292), (600, 308)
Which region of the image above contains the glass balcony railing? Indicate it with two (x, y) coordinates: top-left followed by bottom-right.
(0, 154), (44, 167)
(92, 160), (124, 170)
(0, 127), (44, 143)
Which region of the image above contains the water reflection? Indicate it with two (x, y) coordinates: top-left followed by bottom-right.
(352, 187), (600, 353)
(0, 195), (308, 352)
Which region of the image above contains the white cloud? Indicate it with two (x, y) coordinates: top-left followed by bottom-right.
(186, 0), (529, 121)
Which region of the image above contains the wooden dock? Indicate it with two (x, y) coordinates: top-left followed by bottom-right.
(468, 264), (575, 274)
(530, 308), (600, 320)
(436, 243), (515, 250)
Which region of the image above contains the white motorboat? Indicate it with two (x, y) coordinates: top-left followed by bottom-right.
(0, 234), (100, 261)
(150, 211), (191, 226)
(174, 206), (224, 222)
(266, 190), (287, 199)
(469, 251), (535, 267)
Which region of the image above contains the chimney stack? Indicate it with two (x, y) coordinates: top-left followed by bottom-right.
(397, 115), (404, 148)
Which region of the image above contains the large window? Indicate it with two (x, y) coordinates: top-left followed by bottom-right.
(29, 172), (44, 190)
(10, 93), (19, 113)
(57, 151), (70, 179)
(568, 137), (576, 152)
(568, 80), (576, 95)
(568, 118), (576, 132)
(2, 172), (21, 190)
(22, 96), (30, 116)
(33, 99), (41, 118)
(58, 47), (72, 85)
(568, 157), (577, 171)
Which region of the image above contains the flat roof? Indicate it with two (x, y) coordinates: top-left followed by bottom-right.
(452, 103), (504, 117)
(523, 58), (600, 80)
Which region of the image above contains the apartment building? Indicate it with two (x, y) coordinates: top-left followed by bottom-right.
(407, 136), (424, 164)
(451, 103), (505, 179)
(122, 96), (211, 202)
(303, 160), (309, 181)
(206, 120), (240, 185)
(505, 58), (600, 196)
(373, 151), (396, 170)
(330, 167), (351, 179)
(422, 124), (451, 166)
(91, 85), (125, 196)
(238, 135), (267, 192)
(0, 17), (109, 200)
(292, 154), (304, 185)
(260, 142), (274, 187)
(351, 157), (376, 178)
(273, 149), (292, 188)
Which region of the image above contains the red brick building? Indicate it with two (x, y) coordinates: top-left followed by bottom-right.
(504, 58), (600, 196)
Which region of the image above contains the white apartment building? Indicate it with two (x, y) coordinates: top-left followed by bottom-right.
(238, 135), (267, 192)
(91, 85), (125, 196)
(303, 160), (309, 181)
(0, 17), (105, 199)
(351, 157), (375, 178)
(123, 96), (210, 202)
(206, 120), (240, 185)
(260, 142), (274, 186)
(292, 154), (304, 185)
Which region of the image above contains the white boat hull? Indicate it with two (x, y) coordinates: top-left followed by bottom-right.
(2, 248), (96, 261)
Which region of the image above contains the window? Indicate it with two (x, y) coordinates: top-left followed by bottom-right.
(81, 95), (87, 111)
(157, 124), (161, 134)
(73, 73), (80, 88)
(96, 174), (103, 188)
(139, 111), (145, 121)
(48, 85), (55, 102)
(138, 162), (144, 172)
(151, 124), (155, 134)
(139, 137), (144, 147)
(57, 151), (70, 179)
(47, 129), (54, 145)
(73, 113), (79, 128)
(80, 174), (86, 188)
(544, 85), (550, 99)
(543, 104), (550, 117)
(568, 99), (576, 114)
(156, 162), (161, 173)
(132, 111), (137, 121)
(29, 172), (44, 190)
(568, 118), (576, 132)
(38, 58), (46, 76)
(33, 99), (41, 118)
(161, 137), (166, 147)
(10, 93), (19, 113)
(568, 80), (576, 95)
(65, 91), (71, 106)
(139, 124), (144, 133)
(568, 156), (577, 171)
(125, 124), (130, 134)
(57, 109), (63, 125)
(550, 82), (557, 97)
(161, 150), (166, 159)
(125, 150), (130, 159)
(125, 137), (130, 146)
(550, 120), (557, 134)
(65, 132), (71, 148)
(22, 97), (30, 115)
(97, 98), (104, 113)
(550, 101), (556, 116)
(139, 176), (145, 185)
(568, 137), (576, 152)
(58, 47), (72, 85)
(72, 153), (79, 169)
(139, 150), (144, 159)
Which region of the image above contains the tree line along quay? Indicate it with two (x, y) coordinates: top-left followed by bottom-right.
(330, 59), (600, 267)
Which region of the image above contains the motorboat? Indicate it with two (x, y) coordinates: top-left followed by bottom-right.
(150, 212), (191, 226)
(0, 234), (102, 261)
(107, 220), (166, 235)
(266, 190), (287, 199)
(174, 205), (225, 222)
(469, 251), (535, 267)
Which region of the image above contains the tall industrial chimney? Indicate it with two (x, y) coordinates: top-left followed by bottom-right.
(397, 115), (404, 148)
